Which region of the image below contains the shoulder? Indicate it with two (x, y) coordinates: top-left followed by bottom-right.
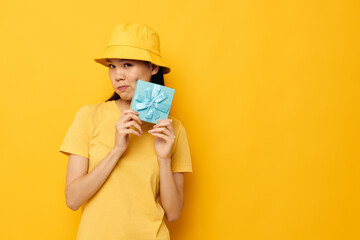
(79, 101), (115, 116)
(72, 101), (115, 124)
(83, 101), (111, 112)
(168, 115), (186, 133)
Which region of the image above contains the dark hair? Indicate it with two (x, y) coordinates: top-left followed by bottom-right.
(105, 63), (165, 102)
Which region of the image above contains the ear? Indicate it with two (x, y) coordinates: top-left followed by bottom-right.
(151, 64), (159, 75)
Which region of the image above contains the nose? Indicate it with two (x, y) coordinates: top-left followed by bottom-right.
(115, 68), (125, 81)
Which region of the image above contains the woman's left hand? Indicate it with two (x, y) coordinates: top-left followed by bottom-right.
(148, 119), (176, 163)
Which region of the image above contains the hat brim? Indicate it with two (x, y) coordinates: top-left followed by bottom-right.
(94, 45), (171, 74)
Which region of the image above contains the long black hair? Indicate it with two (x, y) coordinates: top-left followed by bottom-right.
(105, 63), (165, 102)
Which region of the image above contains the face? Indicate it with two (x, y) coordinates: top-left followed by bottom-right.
(106, 58), (159, 101)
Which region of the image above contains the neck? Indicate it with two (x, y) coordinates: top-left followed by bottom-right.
(115, 99), (131, 111)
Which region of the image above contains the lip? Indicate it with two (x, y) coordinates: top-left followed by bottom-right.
(117, 86), (128, 90)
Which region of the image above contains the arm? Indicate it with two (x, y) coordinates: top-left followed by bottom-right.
(65, 146), (124, 211)
(65, 109), (142, 211)
(148, 118), (189, 222)
(158, 160), (184, 222)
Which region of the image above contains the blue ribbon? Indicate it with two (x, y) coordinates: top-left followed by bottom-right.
(134, 85), (170, 120)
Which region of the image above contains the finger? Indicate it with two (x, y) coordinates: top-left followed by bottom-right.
(148, 127), (171, 136)
(119, 109), (139, 121)
(121, 112), (142, 125)
(122, 121), (143, 134)
(149, 132), (171, 141)
(122, 109), (139, 115)
(150, 129), (175, 143)
(129, 115), (143, 125)
(154, 118), (171, 127)
(154, 122), (174, 136)
(154, 119), (173, 130)
(117, 123), (142, 134)
(120, 128), (141, 137)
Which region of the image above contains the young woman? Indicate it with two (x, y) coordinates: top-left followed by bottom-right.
(59, 23), (192, 240)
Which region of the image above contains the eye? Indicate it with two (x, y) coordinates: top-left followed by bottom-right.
(107, 64), (115, 68)
(124, 63), (132, 67)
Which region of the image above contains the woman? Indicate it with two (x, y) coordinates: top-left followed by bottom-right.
(59, 23), (192, 240)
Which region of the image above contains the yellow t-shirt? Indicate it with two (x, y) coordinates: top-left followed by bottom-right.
(59, 100), (192, 240)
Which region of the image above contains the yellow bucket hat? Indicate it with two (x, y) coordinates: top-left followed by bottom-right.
(94, 23), (171, 74)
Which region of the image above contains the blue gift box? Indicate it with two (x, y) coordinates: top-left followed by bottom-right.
(130, 80), (175, 124)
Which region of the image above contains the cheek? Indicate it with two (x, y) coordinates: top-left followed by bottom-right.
(129, 81), (137, 91)
(137, 73), (152, 82)
(108, 71), (114, 80)
(134, 67), (152, 81)
(109, 72), (117, 83)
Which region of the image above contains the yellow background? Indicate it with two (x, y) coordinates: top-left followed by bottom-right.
(1, 0), (359, 239)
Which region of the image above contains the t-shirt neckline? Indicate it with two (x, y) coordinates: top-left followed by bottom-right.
(111, 100), (155, 126)
(111, 100), (122, 115)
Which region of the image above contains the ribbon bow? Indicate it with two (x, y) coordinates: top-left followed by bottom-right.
(134, 85), (170, 120)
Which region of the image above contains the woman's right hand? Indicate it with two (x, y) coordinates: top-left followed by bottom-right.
(114, 109), (143, 153)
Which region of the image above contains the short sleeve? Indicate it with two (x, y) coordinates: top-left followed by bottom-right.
(59, 105), (91, 159)
(170, 121), (193, 173)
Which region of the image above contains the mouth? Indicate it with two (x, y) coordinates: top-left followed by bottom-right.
(117, 86), (129, 90)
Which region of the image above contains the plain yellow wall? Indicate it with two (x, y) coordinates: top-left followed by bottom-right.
(0, 0), (359, 239)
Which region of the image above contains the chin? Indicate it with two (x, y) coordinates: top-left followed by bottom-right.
(119, 95), (132, 101)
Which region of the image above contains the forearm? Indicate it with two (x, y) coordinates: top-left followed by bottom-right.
(66, 147), (124, 210)
(159, 159), (183, 221)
